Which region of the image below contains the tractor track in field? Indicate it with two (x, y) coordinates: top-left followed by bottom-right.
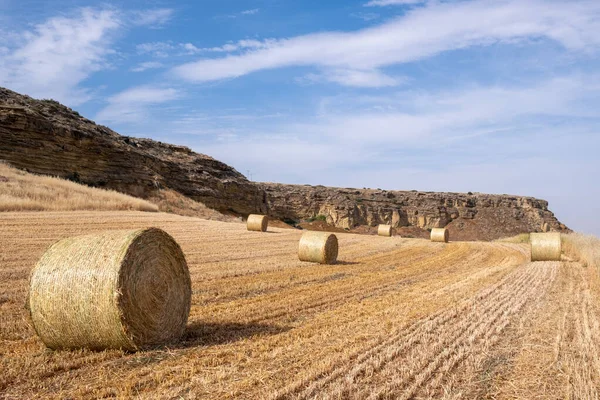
(206, 244), (480, 326)
(273, 262), (556, 400)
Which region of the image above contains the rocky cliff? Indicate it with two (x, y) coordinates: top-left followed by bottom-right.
(0, 87), (265, 216)
(260, 183), (568, 241)
(0, 86), (568, 240)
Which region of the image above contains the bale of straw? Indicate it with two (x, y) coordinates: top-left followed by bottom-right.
(530, 232), (562, 261)
(298, 231), (338, 264)
(378, 224), (393, 237)
(247, 214), (268, 232)
(28, 228), (191, 351)
(431, 227), (449, 243)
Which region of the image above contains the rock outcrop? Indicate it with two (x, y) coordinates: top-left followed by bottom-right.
(0, 86), (569, 240)
(260, 183), (568, 241)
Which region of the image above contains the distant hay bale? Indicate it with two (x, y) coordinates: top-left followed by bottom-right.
(378, 224), (392, 237)
(431, 228), (449, 243)
(247, 214), (268, 232)
(298, 231), (338, 264)
(28, 228), (191, 351)
(530, 232), (562, 261)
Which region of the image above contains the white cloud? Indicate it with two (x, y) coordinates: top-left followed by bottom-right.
(130, 61), (164, 72)
(96, 86), (180, 124)
(0, 7), (120, 106)
(220, 8), (261, 19)
(131, 8), (174, 27)
(172, 0), (600, 85)
(365, 0), (426, 6)
(199, 39), (270, 53)
(303, 76), (599, 145)
(136, 41), (176, 57)
(136, 39), (271, 57)
(181, 43), (201, 53)
(306, 68), (403, 87)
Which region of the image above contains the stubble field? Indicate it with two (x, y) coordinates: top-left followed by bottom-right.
(1, 211), (598, 399)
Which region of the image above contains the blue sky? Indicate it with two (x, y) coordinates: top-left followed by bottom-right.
(1, 0), (599, 235)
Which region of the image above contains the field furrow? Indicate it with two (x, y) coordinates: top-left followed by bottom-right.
(276, 261), (554, 399)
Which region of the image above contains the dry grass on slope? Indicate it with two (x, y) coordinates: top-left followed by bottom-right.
(563, 232), (600, 270)
(495, 233), (530, 243)
(149, 189), (239, 222)
(0, 162), (158, 212)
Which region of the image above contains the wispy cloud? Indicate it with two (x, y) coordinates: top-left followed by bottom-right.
(130, 61), (164, 72)
(241, 9), (259, 15)
(217, 8), (261, 19)
(131, 8), (174, 27)
(304, 76), (600, 145)
(172, 0), (600, 86)
(0, 7), (120, 105)
(136, 41), (176, 57)
(195, 39), (273, 53)
(301, 68), (403, 87)
(136, 39), (269, 57)
(96, 85), (181, 124)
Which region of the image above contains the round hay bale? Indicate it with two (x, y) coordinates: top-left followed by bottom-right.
(431, 227), (449, 243)
(377, 224), (393, 237)
(530, 232), (561, 261)
(28, 228), (191, 351)
(298, 231), (338, 264)
(247, 214), (268, 232)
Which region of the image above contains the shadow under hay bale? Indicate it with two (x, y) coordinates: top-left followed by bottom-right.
(431, 227), (449, 243)
(28, 228), (191, 351)
(247, 214), (268, 232)
(530, 232), (562, 261)
(377, 224), (393, 237)
(298, 231), (338, 264)
(180, 322), (291, 348)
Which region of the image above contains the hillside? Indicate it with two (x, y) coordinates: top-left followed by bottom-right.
(0, 86), (568, 240)
(0, 162), (158, 212)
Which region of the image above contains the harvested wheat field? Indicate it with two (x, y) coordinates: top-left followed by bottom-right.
(1, 212), (599, 399)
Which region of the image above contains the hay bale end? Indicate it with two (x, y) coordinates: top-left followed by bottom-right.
(28, 228), (191, 351)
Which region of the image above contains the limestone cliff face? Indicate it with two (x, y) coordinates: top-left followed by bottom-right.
(260, 184), (568, 241)
(0, 86), (568, 240)
(0, 87), (265, 215)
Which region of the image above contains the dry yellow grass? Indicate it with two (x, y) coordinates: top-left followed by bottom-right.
(0, 211), (598, 399)
(0, 162), (158, 212)
(563, 232), (600, 269)
(495, 233), (530, 243)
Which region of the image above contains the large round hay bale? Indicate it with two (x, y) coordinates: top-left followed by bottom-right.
(377, 224), (393, 237)
(247, 214), (268, 232)
(530, 232), (561, 261)
(298, 231), (338, 264)
(431, 227), (449, 243)
(28, 228), (191, 351)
